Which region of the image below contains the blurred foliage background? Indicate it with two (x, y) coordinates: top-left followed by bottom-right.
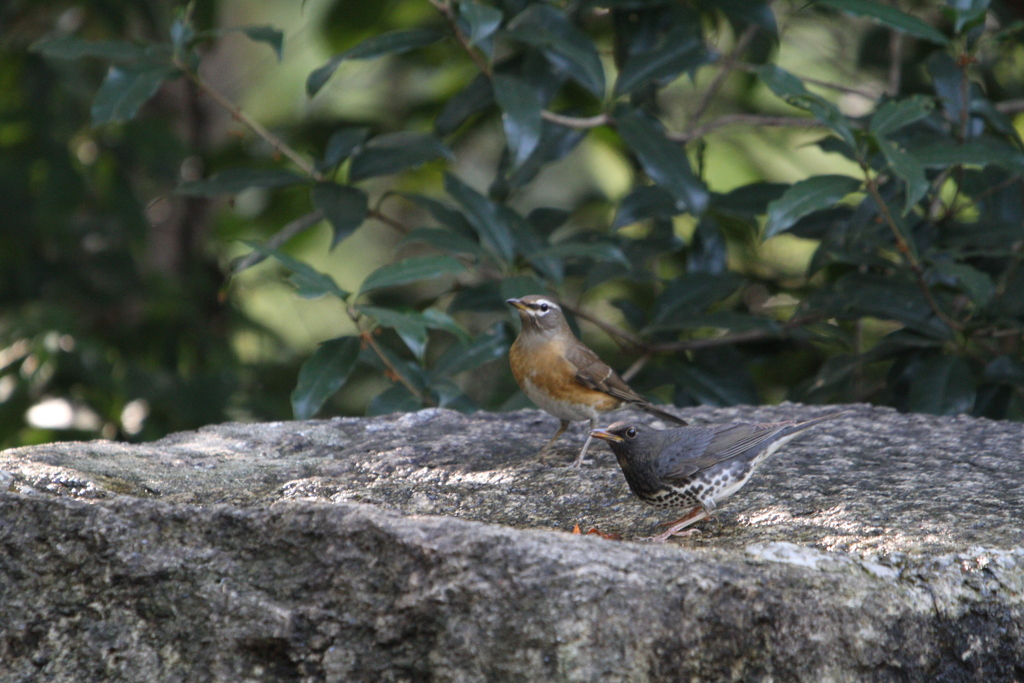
(3, 0), (1024, 448)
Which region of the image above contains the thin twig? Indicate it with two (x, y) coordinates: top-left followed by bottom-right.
(540, 111), (610, 128)
(352, 314), (434, 406)
(232, 210), (325, 273)
(430, 0), (493, 77)
(995, 98), (1024, 114)
(184, 69), (322, 180)
(561, 302), (646, 351)
(859, 159), (964, 332)
(670, 113), (827, 142)
(621, 353), (652, 382)
(686, 25), (758, 134)
(368, 208), (411, 235)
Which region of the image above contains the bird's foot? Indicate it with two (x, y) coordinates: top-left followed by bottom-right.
(643, 528), (702, 543)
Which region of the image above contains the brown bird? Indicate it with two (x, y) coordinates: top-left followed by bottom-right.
(506, 295), (686, 467)
(590, 413), (845, 541)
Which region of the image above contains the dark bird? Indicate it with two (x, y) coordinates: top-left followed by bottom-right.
(506, 295), (685, 467)
(590, 413), (844, 541)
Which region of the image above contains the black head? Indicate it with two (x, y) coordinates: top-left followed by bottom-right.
(590, 421), (660, 462)
(506, 295), (570, 337)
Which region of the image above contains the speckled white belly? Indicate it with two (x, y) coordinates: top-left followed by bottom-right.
(522, 377), (599, 422)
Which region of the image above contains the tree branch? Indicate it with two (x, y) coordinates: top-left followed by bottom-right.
(685, 25), (758, 134)
(540, 111), (610, 128)
(670, 114), (827, 142)
(231, 210), (325, 274)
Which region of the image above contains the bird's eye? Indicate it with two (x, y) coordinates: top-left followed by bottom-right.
(539, 303), (549, 313)
(625, 427), (637, 439)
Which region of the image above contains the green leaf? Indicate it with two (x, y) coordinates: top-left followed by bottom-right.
(460, 2), (503, 49)
(429, 324), (509, 379)
(359, 255), (466, 294)
(811, 272), (953, 339)
(31, 37), (147, 62)
(400, 193), (476, 238)
(929, 262), (995, 306)
(615, 108), (709, 214)
(348, 132), (452, 182)
(320, 127), (369, 171)
(177, 168), (307, 196)
(435, 74), (493, 137)
(499, 275), (547, 302)
(240, 26), (284, 61)
(243, 241), (350, 300)
(398, 227), (483, 258)
(909, 138), (1024, 169)
(430, 379), (479, 413)
(493, 74), (543, 169)
(91, 65), (176, 125)
(358, 306), (431, 360)
(368, 384), (422, 416)
(530, 241), (629, 266)
(816, 0), (950, 45)
(614, 24), (708, 96)
(869, 96), (935, 137)
(907, 355), (976, 415)
(763, 175), (861, 239)
(311, 183), (368, 248)
(306, 28), (446, 96)
(650, 273), (743, 324)
(504, 4), (606, 97)
(613, 186), (681, 229)
(878, 139), (928, 214)
(291, 336), (362, 419)
(444, 173), (517, 263)
(756, 65), (855, 147)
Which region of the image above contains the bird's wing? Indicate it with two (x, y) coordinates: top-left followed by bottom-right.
(659, 422), (786, 480)
(565, 342), (646, 403)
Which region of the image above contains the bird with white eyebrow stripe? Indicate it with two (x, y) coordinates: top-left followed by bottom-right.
(506, 295), (687, 467)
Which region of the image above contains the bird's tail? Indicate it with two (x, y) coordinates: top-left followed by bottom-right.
(783, 410), (849, 436)
(637, 401), (687, 426)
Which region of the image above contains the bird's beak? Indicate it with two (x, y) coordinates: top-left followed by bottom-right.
(506, 298), (527, 311)
(590, 429), (624, 443)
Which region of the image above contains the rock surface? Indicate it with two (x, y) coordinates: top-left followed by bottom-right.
(1, 403), (1023, 682)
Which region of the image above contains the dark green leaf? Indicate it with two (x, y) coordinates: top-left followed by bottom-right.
(444, 172), (517, 262)
(869, 96), (935, 137)
(510, 215), (563, 284)
(177, 168), (307, 196)
(929, 262), (995, 306)
(243, 241), (350, 300)
(429, 324), (510, 379)
(460, 2), (503, 48)
(493, 74), (543, 168)
(764, 175), (861, 239)
(712, 183), (789, 217)
(816, 0), (949, 45)
(878, 139), (928, 214)
(499, 275), (547, 301)
(358, 306), (430, 360)
(435, 74), (493, 137)
(399, 227), (483, 257)
(646, 311), (780, 334)
(311, 183), (368, 248)
(430, 379), (479, 413)
(757, 65), (855, 147)
(320, 127), (369, 170)
(368, 384), (422, 415)
(449, 281), (507, 312)
(614, 23), (707, 96)
(907, 355), (976, 415)
(504, 4), (606, 97)
(909, 138), (1024, 169)
(650, 273), (743, 324)
(499, 120), (587, 191)
(401, 193), (476, 238)
(527, 207), (571, 234)
(810, 272), (953, 339)
(31, 37), (146, 63)
(240, 26), (284, 61)
(291, 336), (361, 419)
(306, 28), (445, 96)
(359, 255), (466, 294)
(615, 108), (709, 214)
(91, 65), (176, 125)
(349, 132), (452, 182)
(613, 185), (679, 229)
(531, 241), (629, 265)
(668, 355), (759, 406)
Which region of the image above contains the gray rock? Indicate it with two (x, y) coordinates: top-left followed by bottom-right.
(1, 403), (1022, 681)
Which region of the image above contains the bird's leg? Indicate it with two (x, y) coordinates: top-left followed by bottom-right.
(538, 420), (571, 459)
(569, 418), (599, 468)
(648, 506), (710, 543)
